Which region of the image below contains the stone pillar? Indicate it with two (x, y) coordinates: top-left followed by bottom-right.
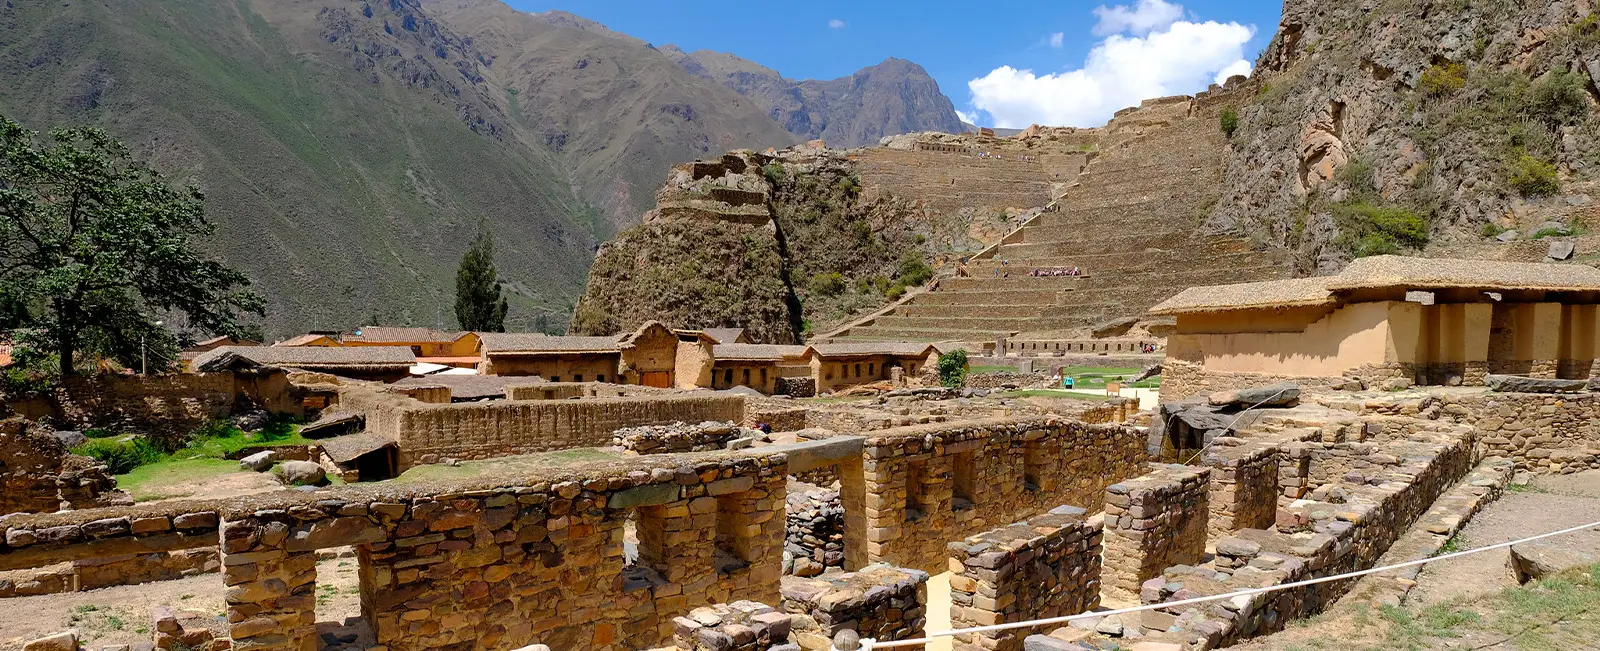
(1461, 303), (1492, 385)
(947, 507), (1102, 651)
(838, 456), (869, 571)
(1203, 442), (1280, 540)
(1100, 464), (1210, 604)
(1525, 302), (1563, 378)
(220, 517), (318, 651)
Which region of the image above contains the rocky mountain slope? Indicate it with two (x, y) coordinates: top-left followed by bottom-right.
(663, 48), (966, 148)
(1213, 0), (1600, 273)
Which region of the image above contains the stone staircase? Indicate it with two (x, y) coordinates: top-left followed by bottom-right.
(828, 93), (1293, 343)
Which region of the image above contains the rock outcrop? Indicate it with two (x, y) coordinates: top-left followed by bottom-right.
(0, 416), (124, 515)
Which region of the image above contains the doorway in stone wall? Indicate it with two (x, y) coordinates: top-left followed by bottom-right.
(641, 371), (672, 388)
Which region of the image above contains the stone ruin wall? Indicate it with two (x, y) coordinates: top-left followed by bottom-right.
(947, 508), (1103, 651)
(1159, 359), (1399, 403)
(858, 418), (1148, 573)
(0, 449), (789, 651)
(0, 417), (121, 515)
(9, 371), (310, 436)
(778, 564), (929, 648)
(347, 389), (746, 468)
(1425, 391), (1600, 473)
(1202, 440), (1281, 541)
(1100, 464), (1211, 604)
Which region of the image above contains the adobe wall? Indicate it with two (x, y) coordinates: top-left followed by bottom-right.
(484, 354), (620, 382)
(947, 508), (1102, 651)
(857, 418), (1147, 572)
(0, 448), (791, 651)
(352, 392), (746, 468)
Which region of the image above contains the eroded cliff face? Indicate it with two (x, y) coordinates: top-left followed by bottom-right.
(571, 148), (980, 342)
(1215, 0), (1600, 273)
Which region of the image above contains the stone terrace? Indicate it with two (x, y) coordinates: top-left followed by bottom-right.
(833, 89), (1292, 343)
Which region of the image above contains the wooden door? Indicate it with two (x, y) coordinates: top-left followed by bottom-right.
(642, 371), (672, 388)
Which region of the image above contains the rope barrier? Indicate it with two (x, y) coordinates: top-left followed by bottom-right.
(865, 518), (1600, 648)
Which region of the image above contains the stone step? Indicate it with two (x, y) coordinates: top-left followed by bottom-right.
(867, 315), (1057, 331)
(936, 276), (1087, 291)
(910, 288), (1067, 306)
(894, 303), (1051, 319)
(966, 248), (1264, 272)
(840, 326), (1016, 341)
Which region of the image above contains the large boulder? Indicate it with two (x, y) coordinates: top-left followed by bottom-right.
(23, 632), (77, 651)
(1207, 382), (1301, 408)
(239, 450), (277, 472)
(1485, 374), (1589, 394)
(1548, 240), (1576, 261)
(275, 461), (327, 486)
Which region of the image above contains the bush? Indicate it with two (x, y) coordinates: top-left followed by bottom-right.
(1420, 61), (1467, 98)
(73, 437), (165, 475)
(896, 250), (933, 288)
(937, 350), (969, 388)
(1334, 201), (1429, 257)
(1219, 108), (1239, 137)
(886, 284), (907, 301)
(807, 272), (846, 297)
(760, 162), (785, 183)
(1528, 72), (1589, 127)
(1507, 152), (1560, 196)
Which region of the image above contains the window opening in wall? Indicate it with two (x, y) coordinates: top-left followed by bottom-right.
(725, 368), (734, 386)
(825, 366), (834, 381)
(760, 368), (768, 385)
(550, 375), (561, 382)
(715, 493), (753, 574)
(574, 374), (584, 382)
(868, 362), (876, 376)
(597, 374), (606, 383)
(855, 363), (862, 378)
(1023, 442), (1044, 492)
(952, 451), (975, 511)
(905, 459), (928, 522)
(622, 507), (667, 592)
(743, 368), (751, 385)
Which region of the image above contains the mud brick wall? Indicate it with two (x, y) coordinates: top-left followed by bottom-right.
(1202, 440), (1281, 539)
(858, 418), (1147, 573)
(1101, 464), (1210, 603)
(1429, 391), (1600, 473)
(780, 564), (929, 648)
(947, 507), (1102, 651)
(359, 393), (745, 468)
(747, 406), (808, 433)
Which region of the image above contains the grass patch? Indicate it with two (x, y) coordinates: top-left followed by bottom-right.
(993, 389), (1113, 401)
(115, 458), (242, 502)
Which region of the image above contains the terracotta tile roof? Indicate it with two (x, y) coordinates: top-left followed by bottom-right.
(345, 327), (461, 343)
(275, 334), (333, 347)
(0, 342), (11, 368)
(712, 343), (809, 362)
(192, 345), (416, 371)
(478, 333), (622, 354)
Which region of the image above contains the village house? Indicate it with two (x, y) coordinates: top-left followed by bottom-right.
(700, 327), (753, 344)
(1149, 255), (1600, 399)
(705, 343), (810, 393)
(191, 345), (417, 383)
(478, 321), (695, 388)
(806, 342), (941, 393)
(178, 335), (260, 371)
(276, 327), (482, 369)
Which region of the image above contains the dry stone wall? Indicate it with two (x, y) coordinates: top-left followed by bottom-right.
(1201, 439), (1281, 539)
(783, 482), (844, 577)
(947, 506), (1102, 651)
(858, 418), (1147, 572)
(1101, 464), (1211, 604)
(671, 601), (795, 651)
(0, 548), (218, 598)
(0, 417), (122, 515)
(1429, 391), (1600, 473)
(616, 421), (765, 454)
(779, 564), (929, 648)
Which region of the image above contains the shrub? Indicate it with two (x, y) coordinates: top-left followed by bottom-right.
(1507, 152), (1560, 196)
(807, 272), (846, 297)
(1528, 71), (1589, 127)
(1219, 108), (1239, 137)
(73, 437), (165, 475)
(836, 175), (861, 196)
(937, 350), (969, 388)
(760, 162), (785, 183)
(1420, 61), (1467, 98)
(896, 250), (933, 287)
(1334, 201), (1429, 257)
(886, 284), (907, 301)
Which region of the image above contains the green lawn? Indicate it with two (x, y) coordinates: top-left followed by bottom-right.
(173, 426), (312, 459)
(115, 458), (242, 502)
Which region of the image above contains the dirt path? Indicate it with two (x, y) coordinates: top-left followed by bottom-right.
(0, 554), (364, 651)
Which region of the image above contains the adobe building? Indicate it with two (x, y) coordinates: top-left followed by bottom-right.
(478, 321), (697, 388)
(1150, 255), (1600, 400)
(806, 342), (941, 393)
(191, 345), (417, 383)
(706, 343), (811, 393)
(340, 327), (482, 368)
(178, 335), (260, 371)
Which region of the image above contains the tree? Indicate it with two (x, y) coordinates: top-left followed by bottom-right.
(937, 349), (969, 388)
(0, 116), (264, 377)
(455, 228), (508, 332)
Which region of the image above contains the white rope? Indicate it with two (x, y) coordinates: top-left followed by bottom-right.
(870, 518), (1600, 647)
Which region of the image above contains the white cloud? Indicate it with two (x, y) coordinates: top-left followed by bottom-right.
(956, 109), (981, 125)
(966, 3), (1254, 129)
(1092, 0), (1185, 36)
(828, 19), (846, 29)
(1214, 59), (1253, 84)
(1049, 32), (1064, 48)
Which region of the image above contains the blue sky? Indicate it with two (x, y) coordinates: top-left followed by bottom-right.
(506, 0), (1283, 128)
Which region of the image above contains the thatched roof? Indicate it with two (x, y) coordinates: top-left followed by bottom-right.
(299, 411), (364, 438)
(192, 346), (416, 372)
(1149, 255), (1600, 316)
(1148, 277), (1337, 315)
(713, 343), (808, 362)
(1329, 255), (1600, 292)
(808, 342), (939, 358)
(318, 431), (397, 464)
(478, 333), (621, 355)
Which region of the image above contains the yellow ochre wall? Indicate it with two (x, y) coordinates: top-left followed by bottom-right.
(1168, 301), (1396, 377)
(484, 353), (621, 382)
